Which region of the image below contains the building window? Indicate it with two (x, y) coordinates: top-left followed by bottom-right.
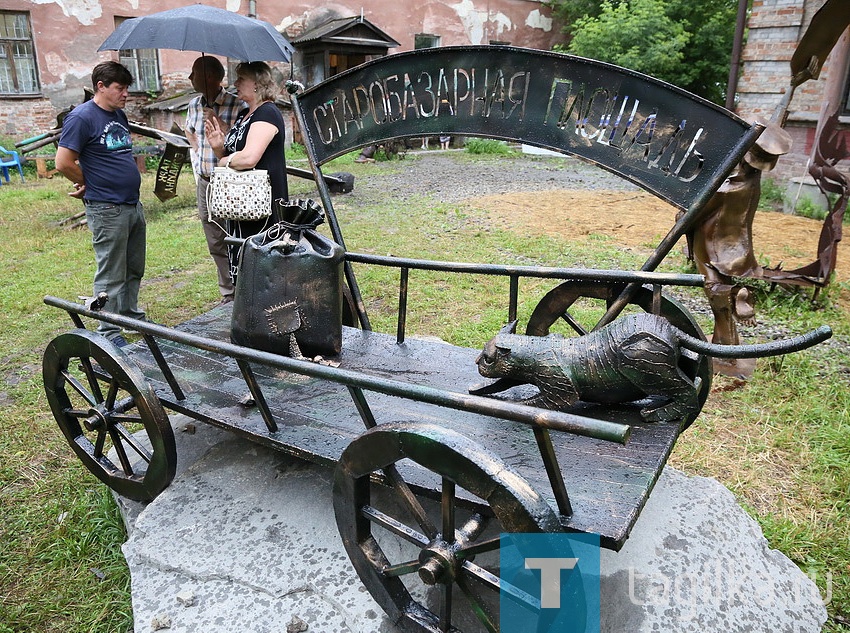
(115, 17), (161, 93)
(842, 62), (850, 117)
(415, 34), (441, 49)
(0, 11), (39, 95)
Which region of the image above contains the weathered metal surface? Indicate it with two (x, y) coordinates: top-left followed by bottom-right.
(109, 303), (682, 550)
(763, 104), (848, 289)
(524, 280), (713, 427)
(295, 45), (757, 213)
(292, 45), (763, 335)
(45, 295), (630, 445)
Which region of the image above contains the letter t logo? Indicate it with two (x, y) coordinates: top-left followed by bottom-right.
(524, 557), (579, 608)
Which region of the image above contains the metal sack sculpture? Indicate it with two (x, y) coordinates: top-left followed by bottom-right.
(474, 314), (831, 423)
(230, 199), (344, 358)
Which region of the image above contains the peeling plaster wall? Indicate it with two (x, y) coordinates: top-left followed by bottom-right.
(31, 0), (104, 26)
(4, 0), (562, 136)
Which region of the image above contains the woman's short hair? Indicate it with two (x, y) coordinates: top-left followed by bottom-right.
(236, 61), (279, 102)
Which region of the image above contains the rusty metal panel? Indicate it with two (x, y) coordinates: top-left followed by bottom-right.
(296, 45), (756, 211)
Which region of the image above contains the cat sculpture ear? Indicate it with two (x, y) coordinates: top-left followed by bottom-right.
(500, 320), (518, 334)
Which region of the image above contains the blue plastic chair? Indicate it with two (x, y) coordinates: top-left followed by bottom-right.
(0, 145), (25, 184)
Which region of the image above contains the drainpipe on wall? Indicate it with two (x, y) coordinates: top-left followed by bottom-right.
(248, 1), (256, 18)
(725, 0), (749, 111)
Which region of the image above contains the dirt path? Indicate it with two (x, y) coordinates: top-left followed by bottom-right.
(467, 189), (849, 313)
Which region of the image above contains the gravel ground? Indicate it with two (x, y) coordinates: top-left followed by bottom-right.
(351, 149), (640, 202)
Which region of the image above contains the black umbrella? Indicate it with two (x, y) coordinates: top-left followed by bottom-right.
(98, 4), (294, 62)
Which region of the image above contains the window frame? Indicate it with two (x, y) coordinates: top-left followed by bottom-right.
(414, 33), (441, 50)
(0, 10), (40, 97)
(115, 17), (161, 94)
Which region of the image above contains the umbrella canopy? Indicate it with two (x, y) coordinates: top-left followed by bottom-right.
(98, 5), (294, 62)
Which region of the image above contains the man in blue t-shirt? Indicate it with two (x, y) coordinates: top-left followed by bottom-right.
(57, 61), (146, 346)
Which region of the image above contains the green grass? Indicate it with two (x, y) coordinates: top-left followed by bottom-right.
(1, 154), (847, 630)
(465, 137), (516, 155)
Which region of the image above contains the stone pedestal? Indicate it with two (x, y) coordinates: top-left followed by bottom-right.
(117, 418), (827, 632)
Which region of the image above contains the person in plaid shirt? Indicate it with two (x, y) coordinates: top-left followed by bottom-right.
(185, 56), (244, 304)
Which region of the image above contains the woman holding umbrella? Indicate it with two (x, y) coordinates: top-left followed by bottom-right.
(206, 61), (288, 281)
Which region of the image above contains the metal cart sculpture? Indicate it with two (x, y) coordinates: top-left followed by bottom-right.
(42, 47), (830, 633)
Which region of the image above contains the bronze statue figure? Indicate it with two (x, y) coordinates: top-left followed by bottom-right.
(683, 121), (792, 378)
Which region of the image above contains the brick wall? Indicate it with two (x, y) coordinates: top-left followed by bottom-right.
(0, 99), (60, 139)
(736, 0), (849, 181)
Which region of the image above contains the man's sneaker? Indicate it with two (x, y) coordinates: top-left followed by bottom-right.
(110, 335), (130, 348)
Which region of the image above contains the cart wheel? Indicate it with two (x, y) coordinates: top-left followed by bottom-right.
(42, 329), (176, 502)
(526, 280), (712, 427)
(334, 422), (560, 633)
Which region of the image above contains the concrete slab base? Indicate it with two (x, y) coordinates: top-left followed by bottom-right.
(116, 417), (827, 632)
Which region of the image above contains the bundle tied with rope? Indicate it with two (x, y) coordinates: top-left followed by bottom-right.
(231, 199), (345, 358)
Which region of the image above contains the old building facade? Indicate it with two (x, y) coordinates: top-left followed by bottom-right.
(0, 0), (560, 136)
(1, 0), (847, 186)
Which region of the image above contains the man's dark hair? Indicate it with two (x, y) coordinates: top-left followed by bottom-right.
(197, 55), (225, 81)
(91, 61), (134, 90)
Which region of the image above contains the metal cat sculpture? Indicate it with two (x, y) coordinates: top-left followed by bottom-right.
(473, 313), (831, 424)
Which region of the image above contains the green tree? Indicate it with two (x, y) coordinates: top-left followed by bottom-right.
(550, 0), (737, 105)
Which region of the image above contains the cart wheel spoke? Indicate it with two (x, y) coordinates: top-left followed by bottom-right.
(334, 422), (560, 633)
(527, 280), (712, 428)
(77, 357), (106, 402)
(104, 378), (120, 409)
(361, 504), (430, 547)
(457, 534), (500, 559)
(382, 558), (422, 578)
(112, 422), (154, 463)
(109, 427), (136, 476)
(43, 330), (176, 501)
(462, 560), (540, 609)
(61, 369), (98, 407)
(440, 582), (453, 631)
(456, 570), (498, 633)
(441, 477), (455, 542)
(383, 463), (438, 540)
(111, 414), (144, 424)
(92, 429), (107, 459)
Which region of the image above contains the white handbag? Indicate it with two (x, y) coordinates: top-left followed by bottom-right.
(206, 166), (272, 222)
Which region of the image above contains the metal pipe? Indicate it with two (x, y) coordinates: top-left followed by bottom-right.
(290, 94), (371, 330)
(726, 0), (749, 111)
(345, 252), (706, 286)
(224, 244), (706, 287)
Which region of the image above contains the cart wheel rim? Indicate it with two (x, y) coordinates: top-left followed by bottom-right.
(334, 422), (560, 633)
(42, 329), (176, 502)
(526, 280), (712, 428)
